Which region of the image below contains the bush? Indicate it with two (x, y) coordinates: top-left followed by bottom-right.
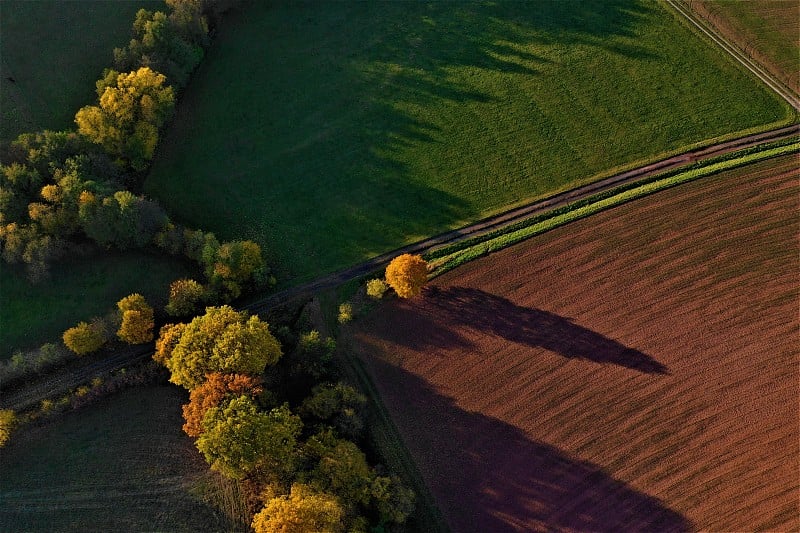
(385, 254), (428, 298)
(337, 303), (353, 324)
(165, 278), (206, 316)
(0, 410), (16, 448)
(63, 321), (106, 355)
(366, 278), (388, 299)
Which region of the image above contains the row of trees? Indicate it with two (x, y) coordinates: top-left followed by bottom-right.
(152, 306), (415, 531)
(1, 0), (262, 300)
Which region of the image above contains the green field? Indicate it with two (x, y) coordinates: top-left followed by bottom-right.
(0, 0), (164, 144)
(145, 0), (792, 285)
(694, 0), (800, 92)
(0, 252), (193, 359)
(0, 385), (240, 531)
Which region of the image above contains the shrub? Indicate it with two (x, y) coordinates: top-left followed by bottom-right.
(337, 303), (353, 324)
(165, 278), (206, 316)
(63, 321), (106, 355)
(385, 254), (428, 298)
(0, 410), (16, 448)
(366, 278), (388, 299)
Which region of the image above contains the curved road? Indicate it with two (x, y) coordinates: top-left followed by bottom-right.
(1, 124), (798, 411)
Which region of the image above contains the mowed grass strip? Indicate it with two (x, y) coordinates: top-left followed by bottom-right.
(692, 0), (800, 92)
(0, 385), (238, 532)
(0, 0), (164, 143)
(145, 0), (792, 285)
(0, 252), (193, 359)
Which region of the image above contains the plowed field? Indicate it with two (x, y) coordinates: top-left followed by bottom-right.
(351, 155), (799, 532)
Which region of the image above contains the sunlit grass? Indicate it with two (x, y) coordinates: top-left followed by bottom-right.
(145, 0), (792, 286)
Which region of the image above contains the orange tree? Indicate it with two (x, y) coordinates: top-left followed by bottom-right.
(385, 254), (428, 298)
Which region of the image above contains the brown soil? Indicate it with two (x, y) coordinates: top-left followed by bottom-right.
(350, 155), (799, 532)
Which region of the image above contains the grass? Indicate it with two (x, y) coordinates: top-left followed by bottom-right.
(145, 0), (792, 286)
(0, 251), (194, 359)
(426, 141), (800, 276)
(0, 0), (164, 144)
(692, 0), (800, 92)
(0, 385), (242, 532)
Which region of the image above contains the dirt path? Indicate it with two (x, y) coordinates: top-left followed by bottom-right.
(1, 125), (797, 412)
(665, 0), (800, 111)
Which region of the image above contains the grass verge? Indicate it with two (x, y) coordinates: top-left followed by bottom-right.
(426, 141), (800, 276)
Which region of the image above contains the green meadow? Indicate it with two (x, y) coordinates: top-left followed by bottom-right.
(0, 0), (164, 143)
(0, 252), (192, 358)
(145, 0), (792, 285)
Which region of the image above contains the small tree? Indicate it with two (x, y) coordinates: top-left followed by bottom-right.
(116, 293), (154, 344)
(165, 278), (205, 316)
(252, 483), (345, 533)
(63, 321), (106, 355)
(0, 410), (16, 448)
(154, 322), (186, 365)
(385, 254), (428, 298)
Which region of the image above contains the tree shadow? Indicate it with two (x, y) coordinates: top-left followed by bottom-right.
(367, 286), (668, 375)
(362, 355), (691, 532)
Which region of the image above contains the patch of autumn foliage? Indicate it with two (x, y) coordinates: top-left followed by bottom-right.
(385, 254), (428, 298)
(182, 372), (264, 437)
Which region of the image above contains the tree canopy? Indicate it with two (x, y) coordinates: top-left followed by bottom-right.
(75, 67), (175, 170)
(385, 254), (428, 298)
(162, 306), (282, 389)
(252, 483), (345, 533)
(196, 395), (302, 480)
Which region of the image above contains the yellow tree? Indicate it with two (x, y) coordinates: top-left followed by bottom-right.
(162, 306), (281, 389)
(385, 254), (428, 298)
(165, 278), (205, 316)
(63, 321), (106, 355)
(116, 293), (155, 344)
(75, 67), (174, 169)
(252, 483), (345, 533)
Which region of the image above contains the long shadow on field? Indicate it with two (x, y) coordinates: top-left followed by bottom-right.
(362, 356), (691, 532)
(370, 286), (668, 374)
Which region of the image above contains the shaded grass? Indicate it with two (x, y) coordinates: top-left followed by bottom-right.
(426, 143), (799, 276)
(692, 0), (800, 92)
(145, 0), (792, 286)
(0, 0), (164, 144)
(0, 251), (194, 359)
(0, 385), (240, 532)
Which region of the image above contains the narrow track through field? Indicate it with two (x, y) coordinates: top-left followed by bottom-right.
(1, 124), (797, 412)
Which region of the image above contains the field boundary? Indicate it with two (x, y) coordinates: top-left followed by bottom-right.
(664, 0), (800, 111)
(1, 126), (798, 412)
(426, 142), (799, 276)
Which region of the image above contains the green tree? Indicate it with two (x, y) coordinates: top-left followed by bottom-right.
(252, 483), (345, 533)
(385, 254), (428, 298)
(75, 67), (175, 170)
(206, 240), (265, 299)
(79, 190), (167, 249)
(164, 306), (282, 389)
(299, 383), (366, 439)
(303, 431), (375, 509)
(196, 395), (302, 480)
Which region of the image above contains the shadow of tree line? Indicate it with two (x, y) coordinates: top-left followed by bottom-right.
(362, 354), (690, 533)
(368, 286), (668, 374)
